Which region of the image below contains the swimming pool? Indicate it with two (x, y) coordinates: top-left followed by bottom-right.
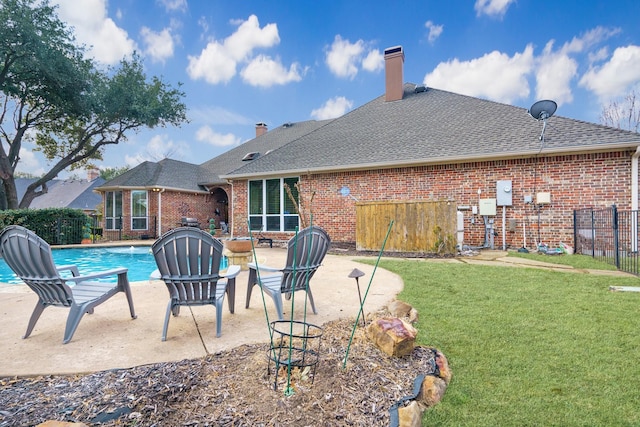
(0, 246), (158, 284)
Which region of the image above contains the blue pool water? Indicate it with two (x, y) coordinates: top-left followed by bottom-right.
(0, 246), (158, 284)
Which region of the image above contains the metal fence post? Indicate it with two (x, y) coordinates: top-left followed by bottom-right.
(590, 209), (595, 258)
(612, 204), (620, 269)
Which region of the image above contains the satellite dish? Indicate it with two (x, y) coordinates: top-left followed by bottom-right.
(528, 100), (557, 121)
(528, 100), (557, 142)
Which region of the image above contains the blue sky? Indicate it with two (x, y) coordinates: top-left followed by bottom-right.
(19, 0), (640, 178)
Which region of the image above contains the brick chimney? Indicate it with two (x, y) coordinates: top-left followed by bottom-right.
(255, 122), (268, 137)
(87, 168), (99, 182)
(384, 46), (404, 102)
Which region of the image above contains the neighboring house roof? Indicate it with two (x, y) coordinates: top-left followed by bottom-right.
(66, 177), (106, 210)
(198, 119), (332, 185)
(223, 85), (640, 179)
(96, 158), (208, 193)
(20, 177), (105, 211)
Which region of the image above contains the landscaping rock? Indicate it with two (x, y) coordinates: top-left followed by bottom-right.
(419, 375), (447, 407)
(398, 400), (425, 427)
(367, 317), (417, 357)
(434, 349), (452, 384)
(387, 299), (419, 323)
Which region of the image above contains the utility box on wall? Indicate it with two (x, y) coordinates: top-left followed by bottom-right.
(479, 198), (497, 216)
(496, 180), (513, 206)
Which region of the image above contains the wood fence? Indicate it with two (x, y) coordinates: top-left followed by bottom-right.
(355, 200), (457, 254)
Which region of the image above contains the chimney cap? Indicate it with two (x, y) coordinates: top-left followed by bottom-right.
(256, 122), (267, 127)
(384, 46), (403, 56)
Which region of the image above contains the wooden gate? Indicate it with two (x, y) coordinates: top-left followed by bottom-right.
(355, 200), (457, 254)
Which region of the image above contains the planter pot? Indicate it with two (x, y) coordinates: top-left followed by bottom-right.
(81, 238), (92, 244)
(224, 239), (252, 253)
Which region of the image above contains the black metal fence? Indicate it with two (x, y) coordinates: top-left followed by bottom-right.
(29, 216), (158, 245)
(98, 216), (158, 242)
(33, 217), (87, 245)
(574, 205), (640, 276)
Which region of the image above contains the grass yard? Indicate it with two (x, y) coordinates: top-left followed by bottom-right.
(508, 251), (618, 270)
(366, 258), (640, 426)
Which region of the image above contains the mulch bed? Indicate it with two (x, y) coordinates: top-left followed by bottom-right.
(0, 315), (438, 426)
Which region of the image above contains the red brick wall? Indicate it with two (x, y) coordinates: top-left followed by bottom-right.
(100, 185), (231, 239)
(229, 150), (635, 249)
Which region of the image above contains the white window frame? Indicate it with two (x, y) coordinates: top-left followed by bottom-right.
(131, 190), (148, 231)
(105, 191), (123, 230)
(248, 177), (299, 232)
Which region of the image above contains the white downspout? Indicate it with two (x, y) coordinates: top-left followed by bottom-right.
(157, 188), (165, 237)
(631, 147), (640, 251)
(229, 182), (235, 238)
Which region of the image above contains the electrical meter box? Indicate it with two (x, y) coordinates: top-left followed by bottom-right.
(496, 180), (513, 206)
(479, 198), (497, 216)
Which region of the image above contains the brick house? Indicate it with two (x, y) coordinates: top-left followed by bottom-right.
(98, 45), (640, 250)
(94, 121), (329, 240)
(223, 46), (640, 249)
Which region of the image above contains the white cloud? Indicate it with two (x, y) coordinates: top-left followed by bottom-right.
(325, 36), (383, 79)
(195, 126), (242, 147)
(474, 0), (515, 18)
(579, 45), (640, 100)
(589, 47), (610, 63)
(532, 27), (622, 105)
(240, 55), (304, 87)
(158, 0), (187, 12)
(15, 148), (45, 177)
(225, 15), (280, 60)
(187, 41), (237, 84)
(310, 96), (353, 120)
(424, 45), (535, 104)
(325, 36), (365, 79)
(425, 21), (444, 44)
(562, 26), (621, 55)
(187, 15), (289, 86)
(52, 0), (136, 65)
(362, 49), (384, 73)
(141, 27), (175, 64)
(535, 41), (578, 105)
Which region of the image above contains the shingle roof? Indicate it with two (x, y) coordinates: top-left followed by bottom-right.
(198, 119), (332, 185)
(96, 158), (208, 192)
(224, 85), (640, 178)
(97, 120), (332, 191)
(27, 177), (105, 210)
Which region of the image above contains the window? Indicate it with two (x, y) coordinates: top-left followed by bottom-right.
(248, 177), (299, 232)
(105, 191), (123, 230)
(131, 190), (148, 230)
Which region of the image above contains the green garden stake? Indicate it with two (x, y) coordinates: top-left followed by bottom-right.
(342, 220), (394, 369)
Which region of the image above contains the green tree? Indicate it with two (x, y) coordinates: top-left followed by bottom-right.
(100, 166), (130, 181)
(25, 54), (187, 207)
(0, 0), (188, 209)
(0, 0), (92, 209)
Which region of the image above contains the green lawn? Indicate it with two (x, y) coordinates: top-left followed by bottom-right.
(365, 258), (640, 426)
(508, 251), (618, 270)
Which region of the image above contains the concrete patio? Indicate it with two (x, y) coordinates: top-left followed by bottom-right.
(0, 247), (403, 377)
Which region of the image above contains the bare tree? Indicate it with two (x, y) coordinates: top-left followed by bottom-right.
(600, 90), (640, 133)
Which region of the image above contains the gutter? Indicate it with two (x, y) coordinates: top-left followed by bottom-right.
(221, 143), (640, 180)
